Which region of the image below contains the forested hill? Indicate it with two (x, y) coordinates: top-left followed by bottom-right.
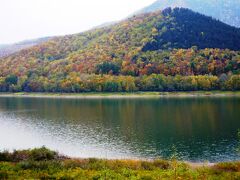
(142, 8), (240, 51)
(136, 0), (240, 27)
(0, 37), (51, 58)
(0, 8), (240, 92)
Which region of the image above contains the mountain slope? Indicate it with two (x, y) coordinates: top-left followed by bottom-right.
(0, 37), (51, 58)
(136, 0), (240, 27)
(0, 8), (240, 92)
(142, 8), (240, 51)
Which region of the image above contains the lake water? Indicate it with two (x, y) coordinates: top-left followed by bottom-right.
(0, 96), (240, 162)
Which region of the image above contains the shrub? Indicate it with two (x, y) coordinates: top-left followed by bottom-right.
(1, 147), (59, 162)
(87, 158), (106, 170)
(29, 147), (57, 161)
(153, 159), (171, 169)
(63, 159), (88, 169)
(141, 161), (155, 170)
(0, 170), (8, 179)
(12, 150), (30, 162)
(0, 151), (11, 162)
(18, 160), (62, 170)
(214, 162), (240, 172)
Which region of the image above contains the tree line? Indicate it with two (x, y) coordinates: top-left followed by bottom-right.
(0, 73), (239, 93)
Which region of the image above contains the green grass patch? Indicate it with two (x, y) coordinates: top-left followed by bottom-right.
(1, 91), (240, 99)
(0, 147), (239, 179)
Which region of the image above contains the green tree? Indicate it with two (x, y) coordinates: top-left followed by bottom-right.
(96, 62), (120, 75)
(5, 74), (18, 85)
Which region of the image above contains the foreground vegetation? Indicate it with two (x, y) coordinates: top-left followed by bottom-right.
(0, 147), (239, 179)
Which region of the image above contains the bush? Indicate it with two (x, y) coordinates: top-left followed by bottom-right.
(29, 147), (57, 161)
(0, 147), (59, 162)
(18, 160), (62, 170)
(141, 161), (155, 170)
(153, 159), (171, 169)
(63, 159), (88, 169)
(0, 151), (11, 162)
(214, 162), (240, 172)
(87, 158), (106, 170)
(0, 170), (8, 179)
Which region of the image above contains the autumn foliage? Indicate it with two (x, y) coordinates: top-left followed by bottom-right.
(0, 8), (240, 92)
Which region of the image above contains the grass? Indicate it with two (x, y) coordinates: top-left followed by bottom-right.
(0, 91), (240, 99)
(0, 147), (239, 179)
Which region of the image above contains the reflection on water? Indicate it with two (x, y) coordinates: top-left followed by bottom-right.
(0, 97), (240, 162)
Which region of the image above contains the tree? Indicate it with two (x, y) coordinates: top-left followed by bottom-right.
(5, 74), (18, 85)
(96, 62), (120, 75)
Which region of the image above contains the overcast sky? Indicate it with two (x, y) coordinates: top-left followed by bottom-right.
(0, 0), (155, 44)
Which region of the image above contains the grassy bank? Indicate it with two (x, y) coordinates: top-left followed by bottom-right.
(0, 147), (239, 179)
(0, 91), (240, 99)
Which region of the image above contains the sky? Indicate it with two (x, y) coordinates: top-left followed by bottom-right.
(0, 0), (155, 44)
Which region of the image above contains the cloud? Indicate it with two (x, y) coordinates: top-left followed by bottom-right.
(0, 0), (155, 44)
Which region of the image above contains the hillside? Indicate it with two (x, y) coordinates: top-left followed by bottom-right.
(0, 8), (240, 92)
(136, 0), (240, 27)
(0, 37), (51, 58)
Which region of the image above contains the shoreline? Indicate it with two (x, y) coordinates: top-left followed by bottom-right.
(71, 158), (218, 168)
(0, 147), (219, 168)
(0, 147), (231, 168)
(0, 91), (240, 99)
(62, 157), (218, 168)
(1, 149), (239, 179)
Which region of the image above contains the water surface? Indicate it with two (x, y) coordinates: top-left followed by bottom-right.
(0, 96), (239, 162)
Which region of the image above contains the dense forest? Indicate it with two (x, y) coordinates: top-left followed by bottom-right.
(142, 8), (240, 50)
(0, 8), (240, 92)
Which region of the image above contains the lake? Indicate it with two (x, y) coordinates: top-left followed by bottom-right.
(0, 96), (240, 162)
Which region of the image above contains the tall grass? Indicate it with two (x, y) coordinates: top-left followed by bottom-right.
(0, 147), (239, 179)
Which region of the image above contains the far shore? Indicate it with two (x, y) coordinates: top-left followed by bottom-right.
(0, 91), (240, 99)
